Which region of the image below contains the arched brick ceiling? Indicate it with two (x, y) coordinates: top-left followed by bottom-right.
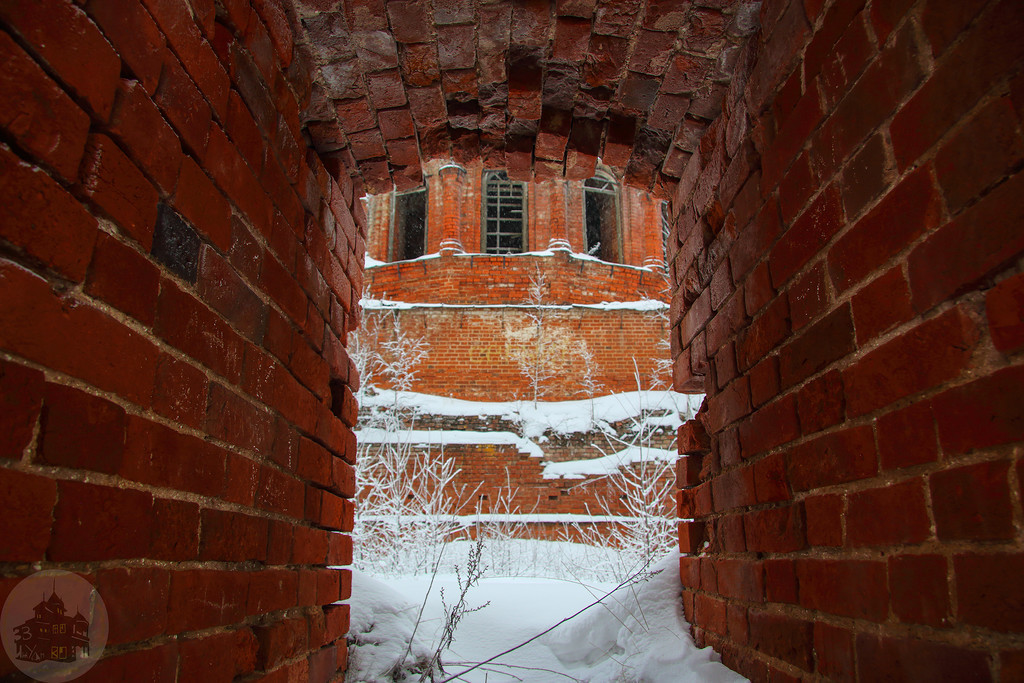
(286, 0), (760, 196)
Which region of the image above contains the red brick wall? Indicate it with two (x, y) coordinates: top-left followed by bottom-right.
(0, 1), (360, 680)
(360, 303), (670, 401)
(669, 0), (1024, 679)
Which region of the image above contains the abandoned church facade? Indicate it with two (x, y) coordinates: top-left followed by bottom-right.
(360, 163), (673, 400)
(1, 0), (1022, 681)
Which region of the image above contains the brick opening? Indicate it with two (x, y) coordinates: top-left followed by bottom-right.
(0, 0), (1021, 680)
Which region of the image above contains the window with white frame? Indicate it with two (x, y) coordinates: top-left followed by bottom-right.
(482, 170), (526, 254)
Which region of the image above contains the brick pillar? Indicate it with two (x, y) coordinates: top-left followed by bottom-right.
(438, 163), (465, 255)
(547, 179), (571, 251)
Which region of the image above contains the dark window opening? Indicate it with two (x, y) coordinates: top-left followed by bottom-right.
(391, 188), (427, 261)
(584, 176), (621, 263)
(483, 170), (526, 254)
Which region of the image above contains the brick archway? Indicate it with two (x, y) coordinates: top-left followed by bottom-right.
(0, 0), (1021, 681)
(293, 0), (759, 194)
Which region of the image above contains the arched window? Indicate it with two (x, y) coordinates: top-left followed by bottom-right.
(584, 174), (621, 263)
(390, 187), (427, 261)
(482, 170), (526, 254)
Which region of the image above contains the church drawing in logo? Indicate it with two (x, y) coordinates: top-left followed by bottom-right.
(11, 585), (90, 664)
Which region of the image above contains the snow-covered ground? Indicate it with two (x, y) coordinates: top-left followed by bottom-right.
(359, 389), (703, 440)
(346, 548), (746, 683)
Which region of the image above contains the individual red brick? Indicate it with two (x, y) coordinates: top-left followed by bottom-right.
(38, 383), (126, 474)
(856, 633), (992, 680)
(797, 558), (888, 621)
(695, 593), (728, 637)
(247, 568), (297, 616)
(747, 447), (785, 503)
(715, 558), (764, 603)
(712, 466), (756, 511)
(121, 415), (227, 497)
(252, 616), (308, 670)
(0, 0), (121, 120)
(778, 303), (855, 389)
(677, 482), (712, 520)
(889, 553), (950, 627)
(931, 460), (1014, 541)
(846, 479), (930, 547)
(199, 508), (269, 562)
(257, 465), (306, 519)
(77, 643), (179, 682)
(795, 369), (843, 435)
(0, 32), (91, 183)
(787, 261), (828, 331)
(737, 295), (790, 371)
(78, 134), (160, 250)
(803, 493), (843, 547)
(154, 52), (212, 157)
(748, 356), (780, 407)
(85, 232), (160, 325)
(986, 271), (1024, 353)
(851, 266), (914, 345)
(744, 504), (806, 553)
(172, 156), (232, 251)
(166, 569), (248, 634)
(0, 359), (44, 460)
(955, 552), (1024, 632)
(738, 394), (799, 458)
(152, 498), (200, 560)
(0, 144), (99, 281)
(705, 375), (751, 433)
(0, 259), (159, 406)
(179, 629), (258, 682)
(0, 468), (56, 561)
(51, 479), (154, 561)
(152, 353), (208, 430)
(932, 364), (1024, 458)
(678, 520), (704, 554)
(877, 400), (938, 471)
(764, 559), (797, 604)
(678, 419), (710, 454)
(787, 425), (877, 492)
(97, 567), (169, 645)
(206, 382), (275, 454)
(814, 622), (855, 680)
(909, 170), (1024, 312)
(748, 610), (813, 672)
(155, 279), (246, 382)
(88, 0), (167, 94)
(843, 306), (979, 417)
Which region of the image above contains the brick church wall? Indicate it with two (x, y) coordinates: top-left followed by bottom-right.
(361, 302), (671, 401)
(0, 1), (360, 679)
(668, 0), (1024, 679)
